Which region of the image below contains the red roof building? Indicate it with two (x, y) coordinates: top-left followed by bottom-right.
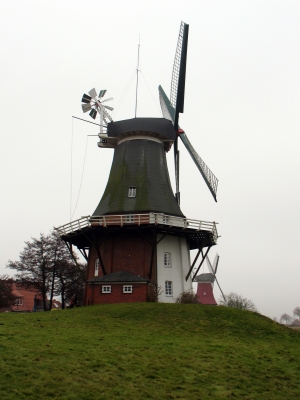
(0, 284), (42, 312)
(11, 284), (42, 312)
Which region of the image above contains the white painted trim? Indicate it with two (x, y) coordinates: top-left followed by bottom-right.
(102, 285), (111, 293)
(123, 285), (133, 293)
(117, 135), (163, 146)
(94, 259), (99, 277)
(55, 213), (218, 245)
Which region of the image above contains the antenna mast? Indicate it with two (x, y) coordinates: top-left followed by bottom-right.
(135, 35), (140, 118)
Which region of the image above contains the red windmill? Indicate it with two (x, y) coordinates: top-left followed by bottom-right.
(195, 254), (225, 305)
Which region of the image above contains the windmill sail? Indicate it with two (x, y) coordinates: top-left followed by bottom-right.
(180, 133), (218, 202)
(205, 254), (225, 301)
(159, 85), (218, 202)
(159, 84), (175, 121)
(212, 253), (220, 274)
(170, 22), (189, 130)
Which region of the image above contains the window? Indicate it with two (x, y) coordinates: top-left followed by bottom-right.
(125, 214), (134, 223)
(164, 252), (172, 268)
(102, 286), (111, 293)
(128, 187), (136, 197)
(15, 299), (23, 306)
(94, 259), (99, 277)
(123, 285), (133, 293)
(165, 281), (173, 296)
(163, 215), (170, 224)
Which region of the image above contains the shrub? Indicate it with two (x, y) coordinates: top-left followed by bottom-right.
(219, 292), (257, 312)
(175, 290), (198, 304)
(147, 285), (163, 302)
(280, 313), (292, 325)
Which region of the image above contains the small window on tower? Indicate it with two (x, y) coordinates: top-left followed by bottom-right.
(164, 252), (172, 268)
(128, 187), (136, 197)
(165, 281), (173, 296)
(94, 259), (99, 277)
(102, 286), (111, 293)
(125, 214), (134, 223)
(123, 285), (133, 293)
(163, 215), (170, 224)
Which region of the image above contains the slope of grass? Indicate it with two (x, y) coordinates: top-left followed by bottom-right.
(0, 303), (300, 399)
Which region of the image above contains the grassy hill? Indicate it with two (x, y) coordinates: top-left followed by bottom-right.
(0, 303), (300, 399)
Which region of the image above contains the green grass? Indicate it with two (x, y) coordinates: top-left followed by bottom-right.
(1, 303), (300, 399)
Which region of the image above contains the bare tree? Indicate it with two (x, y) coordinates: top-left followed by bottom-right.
(55, 258), (86, 308)
(293, 307), (300, 319)
(7, 233), (52, 310)
(280, 313), (292, 325)
(219, 292), (258, 312)
(49, 231), (86, 309)
(7, 231), (86, 310)
(147, 285), (163, 302)
(0, 275), (16, 308)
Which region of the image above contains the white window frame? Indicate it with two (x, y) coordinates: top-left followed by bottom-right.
(163, 215), (170, 224)
(94, 259), (99, 277)
(165, 281), (173, 297)
(128, 187), (137, 198)
(123, 285), (133, 293)
(125, 214), (134, 223)
(102, 285), (111, 293)
(164, 252), (172, 268)
(15, 298), (23, 306)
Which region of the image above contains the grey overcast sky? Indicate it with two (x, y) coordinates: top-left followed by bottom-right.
(1, 0), (300, 320)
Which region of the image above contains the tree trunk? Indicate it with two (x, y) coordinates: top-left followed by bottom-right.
(61, 281), (65, 309)
(42, 261), (47, 311)
(49, 261), (56, 311)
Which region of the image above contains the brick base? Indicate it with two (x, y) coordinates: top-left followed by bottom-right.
(86, 283), (148, 305)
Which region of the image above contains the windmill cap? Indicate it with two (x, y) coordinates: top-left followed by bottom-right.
(194, 273), (215, 283)
(107, 118), (176, 141)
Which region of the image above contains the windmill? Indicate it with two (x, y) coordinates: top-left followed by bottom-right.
(195, 254), (225, 305)
(81, 88), (114, 134)
(158, 22), (218, 204)
(55, 21), (220, 306)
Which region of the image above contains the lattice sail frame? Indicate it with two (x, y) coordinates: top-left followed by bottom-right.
(158, 85), (218, 202)
(170, 21), (185, 109)
(180, 133), (218, 201)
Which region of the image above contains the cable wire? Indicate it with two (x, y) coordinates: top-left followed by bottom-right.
(112, 71), (136, 119)
(140, 71), (162, 115)
(70, 135), (89, 220)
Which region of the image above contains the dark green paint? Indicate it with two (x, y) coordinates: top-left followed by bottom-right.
(93, 139), (184, 217)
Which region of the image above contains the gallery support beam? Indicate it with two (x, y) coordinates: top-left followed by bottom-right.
(81, 231), (107, 276)
(191, 246), (211, 281)
(185, 242), (206, 281)
(64, 241), (86, 280)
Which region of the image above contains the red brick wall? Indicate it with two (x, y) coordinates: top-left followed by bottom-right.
(87, 230), (155, 281)
(85, 283), (148, 305)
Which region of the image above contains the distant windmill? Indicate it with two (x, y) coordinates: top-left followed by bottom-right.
(81, 88), (114, 133)
(195, 254), (225, 305)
